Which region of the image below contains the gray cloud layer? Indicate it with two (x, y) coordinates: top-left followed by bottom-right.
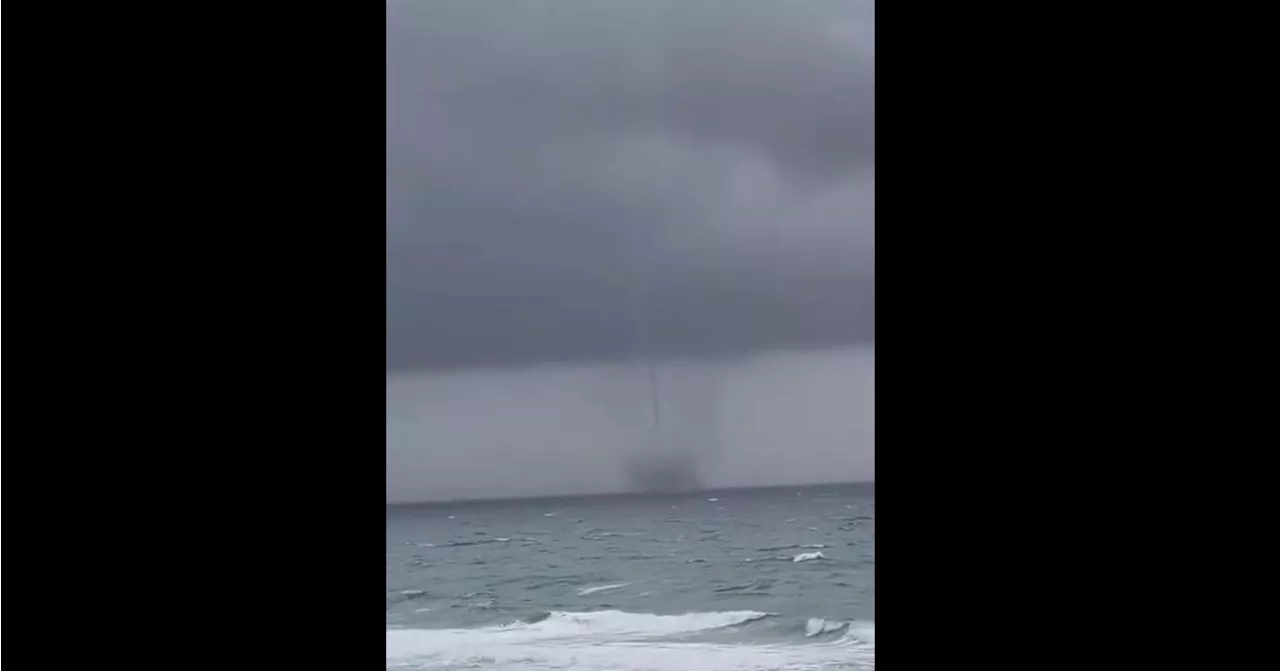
(387, 0), (875, 371)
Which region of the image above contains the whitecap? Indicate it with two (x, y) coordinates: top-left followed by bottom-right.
(577, 583), (631, 596)
(804, 617), (849, 637)
(386, 611), (873, 670)
(793, 551), (826, 562)
(501, 609), (771, 639)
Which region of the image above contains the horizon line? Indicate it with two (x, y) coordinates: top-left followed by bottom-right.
(386, 480), (875, 509)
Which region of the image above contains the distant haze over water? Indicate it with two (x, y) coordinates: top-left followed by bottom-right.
(387, 347), (874, 504)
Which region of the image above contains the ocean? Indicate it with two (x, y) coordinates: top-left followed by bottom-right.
(386, 483), (874, 670)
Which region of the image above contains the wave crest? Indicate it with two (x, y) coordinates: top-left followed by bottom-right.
(509, 609), (771, 639)
(387, 610), (874, 670)
(576, 583), (632, 596)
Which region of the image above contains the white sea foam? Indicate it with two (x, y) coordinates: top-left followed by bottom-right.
(804, 617), (848, 637)
(385, 610), (874, 670)
(793, 551), (826, 562)
(576, 583), (630, 596)
(847, 621), (875, 644)
(516, 609), (770, 639)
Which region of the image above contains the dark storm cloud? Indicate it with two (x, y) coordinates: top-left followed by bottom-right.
(387, 0), (875, 371)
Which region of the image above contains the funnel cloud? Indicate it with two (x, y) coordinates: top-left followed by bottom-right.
(386, 349), (875, 503)
(386, 0), (875, 501)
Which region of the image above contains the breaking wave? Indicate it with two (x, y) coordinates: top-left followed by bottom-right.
(576, 583), (631, 596)
(386, 609), (874, 670)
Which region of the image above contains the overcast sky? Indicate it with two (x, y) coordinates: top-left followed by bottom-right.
(386, 0), (874, 502)
(387, 0), (874, 372)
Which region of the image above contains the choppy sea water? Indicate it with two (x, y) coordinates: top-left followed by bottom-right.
(386, 483), (874, 670)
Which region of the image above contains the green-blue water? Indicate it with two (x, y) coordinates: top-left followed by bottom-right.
(387, 483), (874, 670)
